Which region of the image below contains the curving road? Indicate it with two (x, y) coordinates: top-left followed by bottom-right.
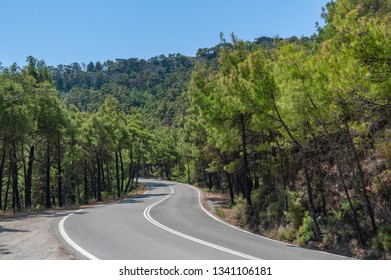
(53, 179), (349, 260)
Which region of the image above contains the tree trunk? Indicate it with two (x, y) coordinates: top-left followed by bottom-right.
(70, 180), (76, 205)
(274, 134), (288, 211)
(51, 183), (56, 207)
(301, 149), (322, 241)
(120, 150), (124, 194)
(0, 147), (6, 210)
(91, 163), (96, 199)
(101, 159), (106, 192)
(207, 172), (213, 191)
(322, 122), (366, 248)
(337, 160), (366, 248)
(57, 137), (63, 207)
(25, 146), (34, 209)
(263, 151), (276, 200)
(240, 113), (252, 207)
(106, 162), (112, 192)
(45, 141), (51, 209)
(130, 146), (135, 185)
(234, 174), (240, 196)
(375, 0), (380, 12)
(187, 161), (191, 184)
(254, 178), (260, 190)
(84, 155), (89, 203)
(12, 143), (21, 212)
(22, 146), (27, 198)
(97, 156), (102, 202)
(307, 123), (327, 215)
(165, 162), (170, 180)
(219, 152), (235, 206)
(216, 173), (222, 192)
(342, 110), (377, 234)
(3, 155), (12, 212)
(227, 172), (235, 206)
(271, 95), (321, 240)
(125, 146), (134, 193)
(115, 151), (120, 197)
(135, 154), (141, 184)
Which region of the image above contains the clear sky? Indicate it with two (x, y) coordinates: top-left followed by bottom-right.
(0, 0), (329, 67)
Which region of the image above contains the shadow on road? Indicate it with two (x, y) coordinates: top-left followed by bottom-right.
(0, 245), (11, 255)
(0, 181), (172, 220)
(116, 181), (172, 205)
(0, 225), (29, 233)
(0, 208), (88, 222)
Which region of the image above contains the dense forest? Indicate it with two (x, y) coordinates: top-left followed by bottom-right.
(1, 0), (390, 258)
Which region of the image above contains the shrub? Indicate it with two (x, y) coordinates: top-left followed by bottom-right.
(215, 207), (225, 218)
(277, 226), (296, 242)
(284, 190), (305, 229)
(87, 198), (97, 204)
(374, 170), (391, 201)
(231, 195), (247, 226)
(371, 225), (391, 253)
(325, 207), (343, 226)
(297, 212), (315, 246)
(34, 204), (45, 210)
(102, 191), (116, 201)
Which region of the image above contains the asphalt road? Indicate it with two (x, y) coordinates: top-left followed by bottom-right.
(54, 179), (349, 260)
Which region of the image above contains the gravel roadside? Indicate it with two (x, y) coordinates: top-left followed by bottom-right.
(0, 188), (147, 260)
(0, 210), (75, 260)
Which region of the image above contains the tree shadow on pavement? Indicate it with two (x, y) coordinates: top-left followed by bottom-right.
(0, 225), (29, 233)
(0, 245), (11, 255)
(0, 209), (88, 222)
(117, 192), (169, 204)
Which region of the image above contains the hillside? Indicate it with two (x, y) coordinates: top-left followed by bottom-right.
(1, 0), (390, 259)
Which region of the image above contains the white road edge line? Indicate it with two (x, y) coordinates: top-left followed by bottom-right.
(59, 209), (100, 260)
(59, 188), (151, 260)
(176, 181), (351, 259)
(143, 185), (260, 260)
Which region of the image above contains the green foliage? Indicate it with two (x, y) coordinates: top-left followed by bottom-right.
(376, 129), (391, 167)
(325, 207), (343, 226)
(277, 227), (296, 242)
(374, 170), (391, 200)
(251, 186), (283, 230)
(52, 54), (193, 124)
(87, 198), (98, 205)
(215, 207), (225, 218)
(284, 190), (305, 229)
(231, 196), (247, 226)
(297, 212), (315, 246)
(341, 198), (358, 213)
(101, 191), (117, 201)
(371, 225), (391, 252)
(184, 0), (391, 257)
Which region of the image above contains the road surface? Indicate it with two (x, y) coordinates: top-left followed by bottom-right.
(54, 179), (349, 260)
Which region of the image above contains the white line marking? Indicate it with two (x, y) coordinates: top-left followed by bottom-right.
(188, 183), (291, 244)
(143, 185), (259, 260)
(176, 181), (352, 259)
(59, 188), (151, 260)
(59, 209), (100, 260)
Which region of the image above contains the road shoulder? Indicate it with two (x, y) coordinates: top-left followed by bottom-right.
(0, 211), (74, 260)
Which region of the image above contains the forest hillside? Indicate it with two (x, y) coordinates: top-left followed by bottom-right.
(1, 0), (390, 259)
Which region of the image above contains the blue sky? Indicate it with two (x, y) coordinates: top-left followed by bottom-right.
(0, 0), (329, 67)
